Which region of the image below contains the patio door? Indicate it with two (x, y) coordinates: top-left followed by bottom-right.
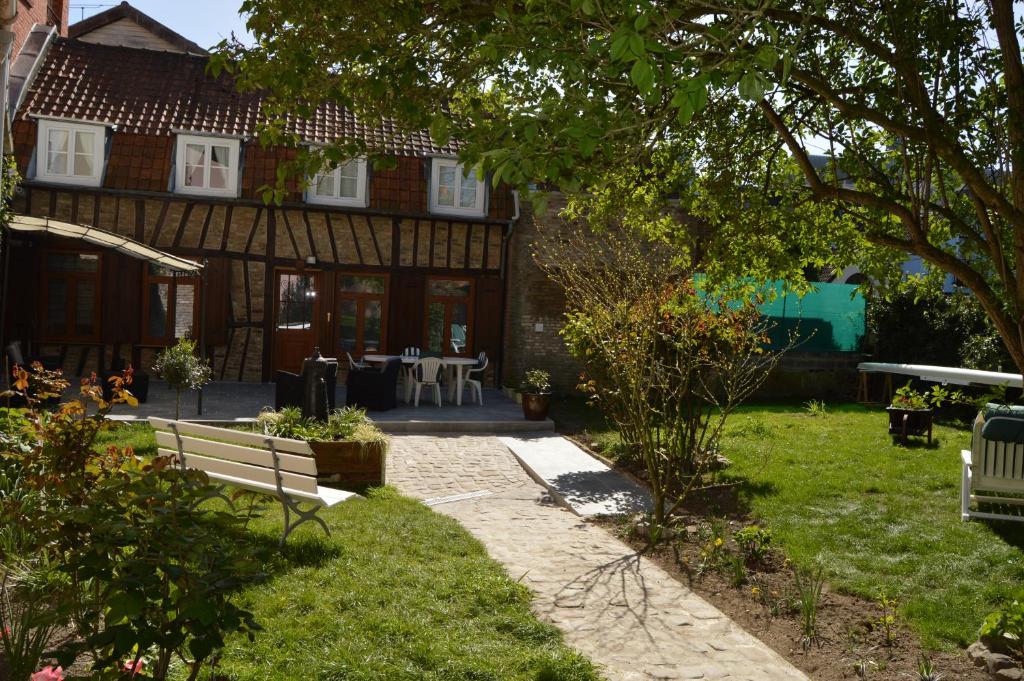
(336, 273), (388, 358)
(424, 277), (474, 356)
(273, 270), (321, 373)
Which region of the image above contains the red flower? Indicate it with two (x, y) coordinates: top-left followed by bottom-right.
(30, 666), (63, 681)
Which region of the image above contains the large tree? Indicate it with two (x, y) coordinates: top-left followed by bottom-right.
(219, 0), (1024, 369)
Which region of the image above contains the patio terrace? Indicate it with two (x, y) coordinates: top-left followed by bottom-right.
(101, 381), (552, 433)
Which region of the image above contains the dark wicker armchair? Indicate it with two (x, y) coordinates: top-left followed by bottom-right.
(274, 359), (339, 412)
(346, 358), (402, 411)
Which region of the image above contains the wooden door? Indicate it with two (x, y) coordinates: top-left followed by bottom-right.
(272, 269), (321, 372)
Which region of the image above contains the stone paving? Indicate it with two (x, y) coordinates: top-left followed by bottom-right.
(388, 435), (809, 681)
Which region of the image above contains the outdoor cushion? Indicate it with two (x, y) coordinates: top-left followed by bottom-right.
(983, 403), (1024, 421)
(346, 358), (401, 411)
(981, 416), (1024, 444)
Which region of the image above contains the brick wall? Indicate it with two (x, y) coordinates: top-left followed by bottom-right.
(502, 194), (581, 393)
(12, 0), (67, 56)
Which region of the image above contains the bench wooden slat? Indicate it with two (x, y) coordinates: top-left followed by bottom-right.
(156, 447), (319, 495)
(154, 431), (317, 476)
(149, 417), (312, 456)
(155, 458), (359, 507)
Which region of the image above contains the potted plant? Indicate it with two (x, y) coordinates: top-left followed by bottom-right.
(151, 338), (212, 420)
(257, 406), (389, 489)
(520, 369), (552, 421)
(887, 382), (968, 444)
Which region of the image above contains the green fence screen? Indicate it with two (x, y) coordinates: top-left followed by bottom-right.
(758, 281), (866, 353)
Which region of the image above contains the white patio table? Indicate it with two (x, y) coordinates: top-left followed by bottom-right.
(362, 354), (480, 406)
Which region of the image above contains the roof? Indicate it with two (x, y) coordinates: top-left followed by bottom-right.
(14, 36), (461, 156)
(69, 2), (207, 56)
(8, 215), (202, 272)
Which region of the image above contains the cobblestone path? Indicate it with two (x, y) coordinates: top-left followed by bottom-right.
(388, 435), (808, 681)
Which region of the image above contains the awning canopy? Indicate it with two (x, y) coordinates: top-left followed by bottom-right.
(7, 214), (202, 273)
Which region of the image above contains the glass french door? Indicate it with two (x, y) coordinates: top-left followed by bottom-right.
(336, 273), (388, 357)
(424, 277), (473, 356)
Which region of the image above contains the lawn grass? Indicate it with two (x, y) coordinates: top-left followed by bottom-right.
(193, 487), (599, 681)
(552, 398), (1024, 650)
(93, 425), (599, 680)
(95, 422), (157, 457)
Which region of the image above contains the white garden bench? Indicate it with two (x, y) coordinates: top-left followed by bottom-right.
(149, 417), (363, 545)
(961, 411), (1024, 522)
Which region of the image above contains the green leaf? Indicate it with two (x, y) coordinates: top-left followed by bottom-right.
(781, 52), (793, 83)
(429, 114), (451, 147)
(610, 33), (630, 62)
(738, 71), (769, 101)
(630, 60), (655, 93)
(754, 44), (779, 70)
(627, 32), (645, 59)
(634, 14), (649, 30)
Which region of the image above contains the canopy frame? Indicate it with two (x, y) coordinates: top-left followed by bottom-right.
(6, 214), (202, 272)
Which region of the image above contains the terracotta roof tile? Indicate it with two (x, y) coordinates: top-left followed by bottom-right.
(17, 38), (461, 157)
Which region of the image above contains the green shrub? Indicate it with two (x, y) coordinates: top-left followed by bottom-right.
(151, 338), (212, 420)
(0, 408), (33, 454)
(0, 362), (258, 680)
(257, 406), (381, 442)
(980, 593), (1024, 660)
(54, 459), (261, 679)
(734, 525), (773, 565)
(867, 290), (1013, 371)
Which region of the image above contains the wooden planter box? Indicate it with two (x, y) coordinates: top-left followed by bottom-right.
(308, 439), (388, 488)
(887, 407), (933, 444)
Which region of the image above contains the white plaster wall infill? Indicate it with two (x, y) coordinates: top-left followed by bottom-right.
(498, 433), (652, 516)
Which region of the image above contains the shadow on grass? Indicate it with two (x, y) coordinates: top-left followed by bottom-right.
(892, 438), (943, 450)
(679, 478), (779, 518)
(197, 495), (344, 583)
(986, 518), (1024, 551)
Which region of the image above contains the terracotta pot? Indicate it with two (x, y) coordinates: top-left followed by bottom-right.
(886, 407), (933, 443)
(521, 392), (551, 421)
(307, 439), (388, 487)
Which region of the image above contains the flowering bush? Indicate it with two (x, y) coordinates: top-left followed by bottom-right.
(0, 363), (260, 680)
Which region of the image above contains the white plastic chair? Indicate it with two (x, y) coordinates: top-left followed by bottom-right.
(410, 357), (443, 407)
(399, 347), (421, 402)
(462, 352), (488, 406)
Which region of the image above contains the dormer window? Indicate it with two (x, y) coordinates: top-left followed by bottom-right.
(307, 157), (368, 207)
(429, 158), (486, 217)
(174, 134), (239, 197)
(36, 120), (106, 187)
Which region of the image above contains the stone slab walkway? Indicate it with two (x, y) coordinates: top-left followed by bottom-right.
(388, 435), (808, 681)
(498, 433), (652, 516)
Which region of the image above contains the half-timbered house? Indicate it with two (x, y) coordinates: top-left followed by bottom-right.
(2, 4), (518, 384)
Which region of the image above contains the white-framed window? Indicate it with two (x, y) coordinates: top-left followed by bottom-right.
(429, 158), (486, 217)
(174, 134), (240, 197)
(306, 157), (369, 207)
(35, 120), (106, 187)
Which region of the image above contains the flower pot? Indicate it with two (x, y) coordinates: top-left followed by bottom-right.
(521, 392), (551, 421)
(886, 407), (933, 444)
(308, 439), (388, 488)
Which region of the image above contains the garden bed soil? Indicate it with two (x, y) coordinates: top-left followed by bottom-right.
(594, 511), (992, 681)
(566, 436), (997, 680)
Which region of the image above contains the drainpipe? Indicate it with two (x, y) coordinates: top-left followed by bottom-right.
(0, 0), (16, 149)
(496, 190), (520, 388)
(0, 0), (15, 370)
